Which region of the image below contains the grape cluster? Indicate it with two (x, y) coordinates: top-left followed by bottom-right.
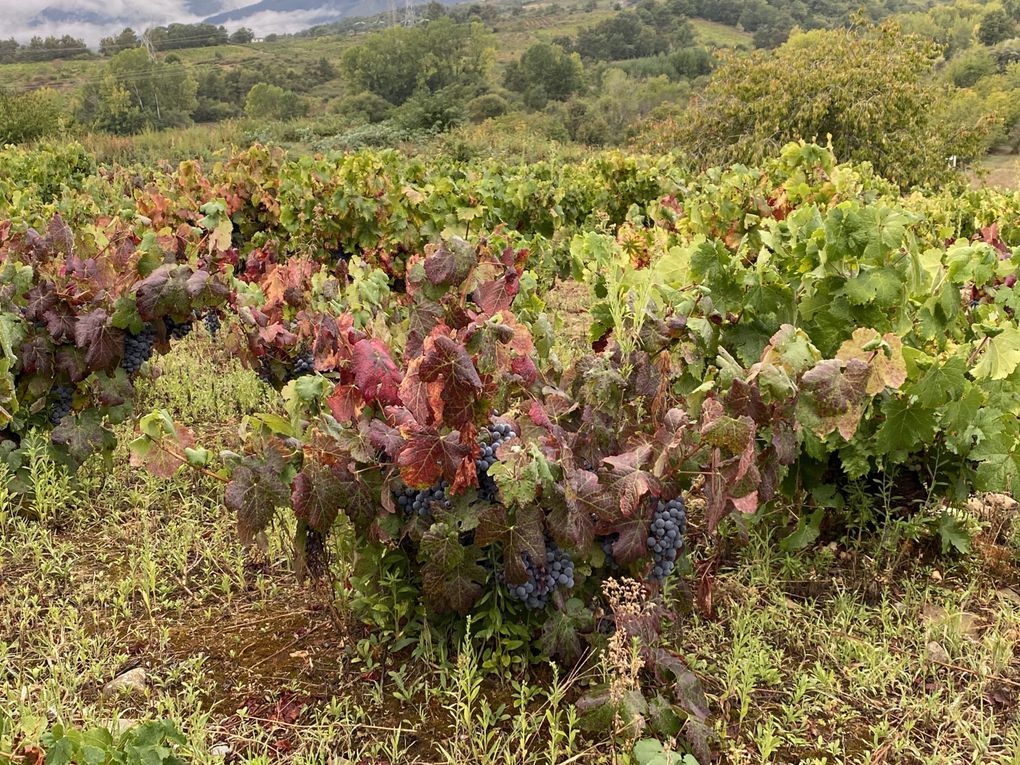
(505, 540), (575, 610)
(476, 422), (515, 501)
(291, 351), (315, 378)
(598, 533), (620, 569)
(395, 480), (451, 518)
(163, 316), (193, 341)
(122, 324), (157, 374)
(49, 385), (72, 425)
(204, 312), (221, 338)
(648, 497), (686, 582)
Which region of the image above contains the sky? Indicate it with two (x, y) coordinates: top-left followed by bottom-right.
(0, 0), (333, 45)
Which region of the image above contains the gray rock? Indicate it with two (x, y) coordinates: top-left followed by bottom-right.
(102, 667), (147, 697)
(926, 641), (950, 664)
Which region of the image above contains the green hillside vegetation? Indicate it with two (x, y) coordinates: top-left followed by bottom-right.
(1, 0), (1020, 186)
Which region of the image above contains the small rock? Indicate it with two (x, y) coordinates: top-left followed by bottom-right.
(102, 668), (147, 697)
(930, 569), (943, 583)
(922, 604), (947, 622)
(997, 588), (1020, 606)
(210, 744), (232, 757)
(958, 611), (982, 636)
(99, 718), (137, 736)
(926, 641), (950, 664)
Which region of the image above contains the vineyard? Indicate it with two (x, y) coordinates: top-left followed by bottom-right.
(3, 139), (1020, 763)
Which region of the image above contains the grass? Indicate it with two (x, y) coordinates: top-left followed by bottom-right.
(3, 308), (1020, 764)
(690, 19), (753, 49)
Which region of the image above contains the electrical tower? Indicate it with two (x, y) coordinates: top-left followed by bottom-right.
(402, 0), (417, 26)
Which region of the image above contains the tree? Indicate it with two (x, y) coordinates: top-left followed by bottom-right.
(79, 49), (198, 134)
(650, 22), (1001, 187)
(99, 28), (139, 56)
(244, 83), (309, 121)
(341, 18), (492, 106)
(946, 47), (996, 88)
(229, 28), (255, 44)
(0, 88), (66, 144)
(0, 39), (17, 64)
(503, 43), (584, 103)
(979, 9), (1015, 46)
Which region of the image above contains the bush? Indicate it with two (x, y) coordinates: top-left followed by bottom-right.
(332, 91), (394, 124)
(0, 88), (66, 144)
(244, 83), (309, 121)
(466, 93), (510, 122)
(394, 86), (468, 132)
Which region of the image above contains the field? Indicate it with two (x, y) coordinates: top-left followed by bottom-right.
(4, 324), (1020, 764)
(3, 138), (1020, 764)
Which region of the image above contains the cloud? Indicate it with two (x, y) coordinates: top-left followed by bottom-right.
(0, 0), (257, 44)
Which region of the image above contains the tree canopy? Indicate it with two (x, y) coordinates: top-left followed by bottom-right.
(341, 18), (492, 106)
(647, 22), (1001, 187)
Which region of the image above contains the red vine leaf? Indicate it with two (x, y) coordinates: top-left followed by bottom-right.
(476, 267), (521, 314)
(352, 338), (402, 406)
(397, 425), (473, 490)
(423, 238), (477, 287)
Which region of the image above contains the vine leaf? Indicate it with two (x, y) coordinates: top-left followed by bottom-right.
(74, 309), (122, 371)
(423, 238), (477, 287)
(476, 268), (521, 314)
(800, 358), (871, 439)
(539, 598), (593, 662)
(546, 468), (601, 550)
(836, 328), (906, 394)
(51, 409), (111, 464)
(43, 302), (77, 343)
(476, 504), (545, 584)
(352, 338), (402, 406)
(397, 424), (474, 490)
(602, 444), (659, 517)
(129, 419), (195, 479)
(488, 444), (553, 508)
(225, 450), (291, 545)
(972, 326), (1020, 381)
(875, 396), (938, 454)
(291, 462), (348, 535)
(419, 522), (485, 614)
(401, 330), (484, 429)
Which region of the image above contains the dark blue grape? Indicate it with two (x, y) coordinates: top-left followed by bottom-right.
(598, 534), (620, 570)
(504, 539), (574, 610)
(163, 315), (193, 341)
(648, 497), (686, 582)
(393, 479), (451, 519)
(204, 312), (221, 338)
(290, 351), (315, 379)
(476, 422), (516, 501)
(121, 324), (156, 374)
(49, 384), (72, 424)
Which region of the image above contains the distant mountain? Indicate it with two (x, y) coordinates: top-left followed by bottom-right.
(6, 0), (455, 45)
(204, 0), (389, 27)
(204, 0), (457, 30)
